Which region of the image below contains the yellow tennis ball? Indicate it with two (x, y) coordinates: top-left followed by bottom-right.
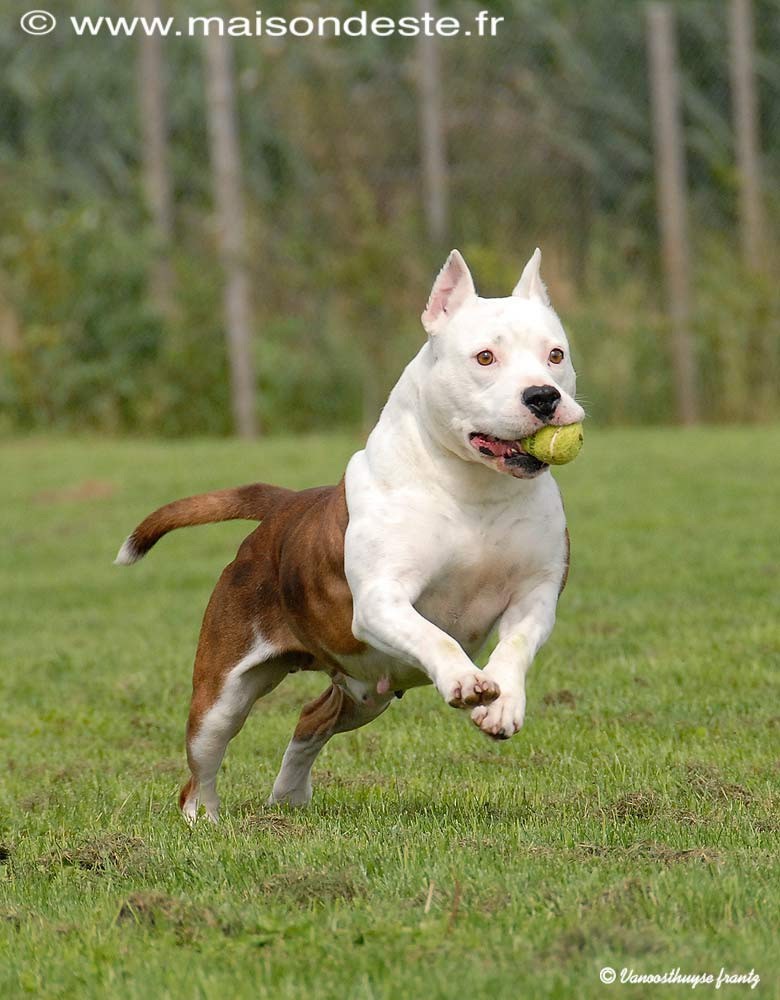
(521, 423), (584, 465)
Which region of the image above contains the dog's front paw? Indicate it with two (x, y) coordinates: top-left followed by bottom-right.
(471, 693), (525, 740)
(439, 670), (500, 709)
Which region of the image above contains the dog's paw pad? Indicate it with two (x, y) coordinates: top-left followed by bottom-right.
(443, 671), (501, 709)
(470, 695), (525, 739)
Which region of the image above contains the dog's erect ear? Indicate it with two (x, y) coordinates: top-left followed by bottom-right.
(421, 249), (477, 334)
(512, 248), (550, 306)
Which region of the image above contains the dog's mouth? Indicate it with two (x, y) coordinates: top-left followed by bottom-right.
(468, 432), (548, 478)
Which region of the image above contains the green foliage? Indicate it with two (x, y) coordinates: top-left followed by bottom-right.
(0, 0), (779, 433)
(256, 316), (364, 432)
(1, 432), (778, 996)
(0, 193), (164, 432)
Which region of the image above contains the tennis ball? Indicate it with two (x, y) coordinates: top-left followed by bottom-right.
(521, 423), (583, 465)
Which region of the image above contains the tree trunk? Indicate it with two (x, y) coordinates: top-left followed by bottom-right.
(728, 0), (776, 417)
(646, 3), (699, 426)
(137, 0), (175, 322)
(415, 0), (449, 245)
(728, 0), (766, 272)
(203, 30), (258, 438)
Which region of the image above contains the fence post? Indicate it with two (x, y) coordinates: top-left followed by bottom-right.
(203, 31), (258, 438)
(646, 2), (699, 426)
(415, 0), (449, 245)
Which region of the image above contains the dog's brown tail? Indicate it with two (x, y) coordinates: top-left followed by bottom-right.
(114, 482), (293, 565)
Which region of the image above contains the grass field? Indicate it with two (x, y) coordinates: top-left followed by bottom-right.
(1, 429), (778, 999)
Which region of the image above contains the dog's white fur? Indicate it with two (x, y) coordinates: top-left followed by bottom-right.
(341, 249), (584, 739)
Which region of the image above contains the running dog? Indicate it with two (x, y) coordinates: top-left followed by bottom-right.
(116, 248), (585, 821)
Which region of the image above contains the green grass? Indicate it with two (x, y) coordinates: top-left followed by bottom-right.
(1, 429), (778, 999)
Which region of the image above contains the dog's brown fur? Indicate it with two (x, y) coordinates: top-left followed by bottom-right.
(126, 480), (367, 812)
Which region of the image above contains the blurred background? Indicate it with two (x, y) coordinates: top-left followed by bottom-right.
(0, 0), (778, 438)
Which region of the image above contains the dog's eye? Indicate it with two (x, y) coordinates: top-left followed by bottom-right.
(476, 350), (495, 366)
(548, 348), (565, 365)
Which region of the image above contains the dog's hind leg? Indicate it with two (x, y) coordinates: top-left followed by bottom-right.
(268, 677), (392, 807)
(180, 642), (291, 823)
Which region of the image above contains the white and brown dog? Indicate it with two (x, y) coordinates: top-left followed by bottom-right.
(116, 249), (584, 821)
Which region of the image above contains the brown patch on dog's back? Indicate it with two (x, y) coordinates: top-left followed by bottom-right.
(182, 482), (361, 752)
(204, 481), (363, 664)
(228, 560), (255, 588)
(272, 483), (365, 659)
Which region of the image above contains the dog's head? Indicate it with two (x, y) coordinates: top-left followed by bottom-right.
(419, 249), (585, 479)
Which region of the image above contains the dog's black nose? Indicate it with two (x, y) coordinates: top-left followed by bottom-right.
(522, 385), (561, 420)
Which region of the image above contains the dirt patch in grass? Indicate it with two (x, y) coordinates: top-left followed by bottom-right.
(573, 876), (654, 923)
(592, 876), (648, 909)
(611, 790), (660, 820)
(548, 921), (665, 962)
(0, 844), (11, 863)
(118, 892), (203, 927)
(33, 480), (116, 503)
(117, 891), (229, 944)
(43, 834), (151, 875)
(317, 769), (392, 790)
(584, 621), (622, 637)
(260, 868), (362, 905)
(16, 762), (95, 813)
(447, 752), (518, 768)
(753, 817), (780, 834)
(577, 841), (721, 865)
(19, 792), (47, 813)
(151, 759), (182, 776)
(619, 709), (656, 725)
(235, 811), (304, 837)
(1, 909), (22, 929)
(675, 809), (706, 827)
(685, 762), (752, 804)
(542, 689), (577, 707)
(448, 748), (551, 769)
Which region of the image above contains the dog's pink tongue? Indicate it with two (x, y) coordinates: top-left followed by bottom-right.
(472, 434), (503, 457)
(376, 676), (391, 695)
(472, 434), (515, 458)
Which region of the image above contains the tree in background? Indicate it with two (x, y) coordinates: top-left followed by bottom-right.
(203, 28), (258, 438)
(0, 0), (778, 435)
(138, 0), (176, 324)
